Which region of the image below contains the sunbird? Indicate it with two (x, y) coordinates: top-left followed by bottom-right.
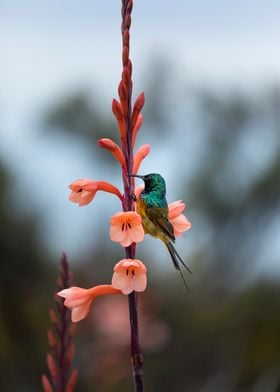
(130, 173), (192, 290)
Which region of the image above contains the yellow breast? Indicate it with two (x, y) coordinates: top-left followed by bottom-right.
(136, 198), (146, 217)
(136, 198), (166, 240)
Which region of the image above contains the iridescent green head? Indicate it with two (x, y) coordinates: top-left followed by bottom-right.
(131, 173), (166, 195)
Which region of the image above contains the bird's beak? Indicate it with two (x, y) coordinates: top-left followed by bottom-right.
(128, 174), (144, 180)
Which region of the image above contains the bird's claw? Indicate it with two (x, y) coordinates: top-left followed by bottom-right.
(129, 192), (137, 201)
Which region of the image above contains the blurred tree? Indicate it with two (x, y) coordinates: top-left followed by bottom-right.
(189, 87), (280, 289)
(45, 90), (117, 143)
(0, 159), (55, 391)
(141, 56), (175, 132)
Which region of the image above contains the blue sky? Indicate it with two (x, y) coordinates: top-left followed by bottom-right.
(1, 1), (280, 261)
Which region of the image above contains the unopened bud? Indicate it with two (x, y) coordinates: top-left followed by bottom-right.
(131, 92), (145, 129)
(41, 375), (54, 392)
(112, 99), (123, 120)
(66, 369), (79, 392)
(47, 353), (57, 379)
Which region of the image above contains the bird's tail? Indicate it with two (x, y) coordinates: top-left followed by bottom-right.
(165, 241), (192, 273)
(165, 241), (192, 292)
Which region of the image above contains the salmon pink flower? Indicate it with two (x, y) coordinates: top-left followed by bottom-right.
(118, 80), (128, 116)
(135, 184), (144, 198)
(69, 179), (123, 206)
(112, 259), (147, 294)
(168, 200), (192, 237)
(58, 285), (121, 322)
(98, 138), (125, 167)
(132, 113), (143, 148)
(131, 92), (145, 130)
(112, 98), (126, 139)
(110, 211), (144, 247)
(133, 144), (150, 174)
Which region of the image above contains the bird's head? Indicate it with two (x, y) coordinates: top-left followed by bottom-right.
(130, 173), (166, 193)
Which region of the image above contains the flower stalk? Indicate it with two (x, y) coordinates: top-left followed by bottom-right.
(119, 1), (144, 390)
(66, 1), (148, 389)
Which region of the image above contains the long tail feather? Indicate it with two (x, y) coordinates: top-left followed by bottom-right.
(166, 241), (193, 274)
(165, 241), (192, 292)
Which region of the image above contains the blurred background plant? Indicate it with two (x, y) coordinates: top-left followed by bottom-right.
(1, 1), (280, 391)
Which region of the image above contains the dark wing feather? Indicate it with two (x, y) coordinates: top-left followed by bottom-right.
(145, 206), (175, 242)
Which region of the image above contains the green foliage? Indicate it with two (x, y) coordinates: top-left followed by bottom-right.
(0, 160), (56, 390)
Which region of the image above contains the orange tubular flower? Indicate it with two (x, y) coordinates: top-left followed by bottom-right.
(98, 138), (126, 167)
(69, 179), (123, 206)
(133, 144), (150, 174)
(118, 80), (128, 116)
(112, 98), (126, 139)
(132, 113), (143, 148)
(112, 259), (147, 294)
(168, 200), (192, 237)
(110, 211), (144, 247)
(131, 92), (145, 130)
(58, 285), (121, 322)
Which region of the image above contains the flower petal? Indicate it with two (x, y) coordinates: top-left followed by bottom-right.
(133, 144), (151, 174)
(69, 179), (95, 192)
(132, 113), (144, 148)
(112, 259), (147, 294)
(132, 273), (147, 292)
(168, 200), (186, 219)
(120, 234), (134, 247)
(69, 191), (82, 204)
(58, 287), (90, 307)
(110, 212), (143, 246)
(114, 258), (147, 273)
(110, 223), (128, 243)
(110, 211), (142, 225)
(59, 285), (121, 322)
(121, 284), (134, 295)
(132, 259), (147, 273)
(134, 184), (144, 198)
(114, 259), (131, 271)
(98, 138), (125, 166)
(71, 300), (92, 322)
(110, 212), (125, 225)
(128, 211), (142, 224)
(112, 271), (132, 294)
(128, 224), (145, 244)
(79, 191), (95, 206)
(172, 215), (192, 236)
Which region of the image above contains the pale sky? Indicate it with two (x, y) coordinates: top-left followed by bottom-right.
(1, 0), (280, 111)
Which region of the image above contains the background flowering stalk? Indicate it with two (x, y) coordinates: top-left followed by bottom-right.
(42, 254), (78, 392)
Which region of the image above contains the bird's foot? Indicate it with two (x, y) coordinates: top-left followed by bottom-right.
(129, 192), (137, 201)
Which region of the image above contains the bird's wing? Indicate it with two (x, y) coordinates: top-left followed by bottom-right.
(145, 206), (175, 242)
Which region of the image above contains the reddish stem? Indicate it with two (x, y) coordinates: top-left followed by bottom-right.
(119, 1), (144, 391)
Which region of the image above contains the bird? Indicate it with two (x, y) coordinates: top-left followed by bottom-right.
(130, 173), (192, 291)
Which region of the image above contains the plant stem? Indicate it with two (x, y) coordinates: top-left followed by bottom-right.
(120, 0), (144, 390)
(128, 292), (144, 391)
